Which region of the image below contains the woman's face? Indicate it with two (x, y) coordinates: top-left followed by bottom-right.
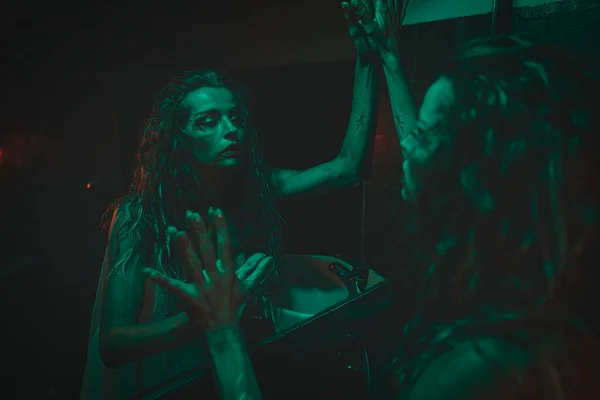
(401, 76), (455, 200)
(182, 87), (245, 168)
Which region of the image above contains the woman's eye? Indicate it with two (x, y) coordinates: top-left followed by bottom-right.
(196, 118), (216, 128)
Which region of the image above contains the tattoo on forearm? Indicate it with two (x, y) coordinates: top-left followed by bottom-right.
(394, 112), (405, 138)
(356, 112), (367, 130)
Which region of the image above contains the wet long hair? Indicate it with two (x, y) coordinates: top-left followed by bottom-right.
(104, 70), (283, 317)
(388, 36), (600, 393)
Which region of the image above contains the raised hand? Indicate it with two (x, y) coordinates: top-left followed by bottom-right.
(143, 208), (273, 330)
(374, 0), (404, 65)
(343, 0), (404, 65)
(342, 0), (376, 57)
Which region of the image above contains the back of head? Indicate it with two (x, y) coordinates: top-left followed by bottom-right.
(400, 35), (599, 339)
(383, 36), (600, 398)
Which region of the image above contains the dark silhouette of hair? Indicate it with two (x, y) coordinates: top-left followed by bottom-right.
(104, 70), (282, 317)
(388, 36), (600, 390)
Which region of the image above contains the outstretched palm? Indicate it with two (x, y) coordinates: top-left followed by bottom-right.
(143, 209), (273, 330)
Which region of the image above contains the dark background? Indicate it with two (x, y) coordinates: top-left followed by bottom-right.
(1, 0), (599, 397)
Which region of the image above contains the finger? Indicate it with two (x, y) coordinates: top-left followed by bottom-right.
(212, 208), (234, 276)
(342, 3), (362, 36)
(351, 0), (374, 25)
(360, 17), (377, 37)
(352, 2), (381, 46)
(360, 17), (385, 51)
(343, 1), (367, 27)
(236, 253), (267, 281)
(342, 6), (353, 27)
(169, 227), (205, 284)
(143, 268), (190, 301)
(168, 226), (190, 279)
(245, 257), (274, 290)
(184, 210), (202, 259)
(190, 210), (217, 269)
(374, 0), (387, 22)
(345, 15), (362, 38)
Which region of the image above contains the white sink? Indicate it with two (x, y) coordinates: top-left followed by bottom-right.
(271, 254), (385, 332)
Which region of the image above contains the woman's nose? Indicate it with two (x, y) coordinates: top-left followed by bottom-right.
(221, 117), (240, 137)
(222, 116), (237, 130)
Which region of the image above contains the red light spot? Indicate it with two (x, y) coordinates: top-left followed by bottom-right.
(86, 183), (91, 189)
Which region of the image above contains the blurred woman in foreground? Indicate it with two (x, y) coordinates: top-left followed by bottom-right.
(381, 34), (600, 399)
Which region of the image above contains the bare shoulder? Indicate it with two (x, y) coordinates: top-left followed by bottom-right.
(408, 337), (530, 400)
(105, 199), (145, 282)
(101, 200), (147, 331)
(106, 201), (142, 256)
(403, 321), (600, 400)
(108, 201), (136, 242)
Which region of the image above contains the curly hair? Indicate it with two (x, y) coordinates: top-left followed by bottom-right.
(104, 70), (283, 317)
(388, 36), (600, 387)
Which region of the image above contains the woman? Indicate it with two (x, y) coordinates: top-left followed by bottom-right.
(127, 2), (409, 399)
(80, 4), (382, 399)
(380, 35), (600, 399)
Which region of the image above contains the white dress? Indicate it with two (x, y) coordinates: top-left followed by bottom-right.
(79, 249), (210, 400)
